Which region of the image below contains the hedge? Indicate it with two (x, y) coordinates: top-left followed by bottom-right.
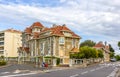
(0, 61), (7, 66)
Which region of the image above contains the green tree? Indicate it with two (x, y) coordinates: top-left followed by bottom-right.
(80, 40), (96, 47)
(97, 50), (104, 58)
(118, 41), (120, 49)
(115, 55), (120, 61)
(70, 46), (104, 59)
(0, 56), (5, 61)
(109, 44), (115, 58)
(79, 46), (99, 59)
(109, 44), (115, 52)
(110, 52), (115, 58)
(80, 46), (91, 59)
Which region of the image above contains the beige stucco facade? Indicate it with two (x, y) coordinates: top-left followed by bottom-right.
(0, 29), (22, 57)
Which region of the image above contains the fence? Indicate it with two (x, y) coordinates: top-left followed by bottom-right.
(70, 58), (104, 67)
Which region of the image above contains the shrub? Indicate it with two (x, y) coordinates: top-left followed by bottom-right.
(0, 61), (7, 66)
(56, 58), (60, 65)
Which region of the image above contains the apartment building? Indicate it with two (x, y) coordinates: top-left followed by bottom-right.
(20, 22), (81, 65)
(0, 29), (22, 57)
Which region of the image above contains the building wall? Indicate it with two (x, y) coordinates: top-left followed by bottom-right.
(4, 31), (22, 57)
(0, 32), (4, 56)
(56, 37), (80, 64)
(22, 24), (80, 65)
(104, 52), (110, 62)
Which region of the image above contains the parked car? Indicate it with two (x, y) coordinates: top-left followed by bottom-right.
(110, 58), (116, 62)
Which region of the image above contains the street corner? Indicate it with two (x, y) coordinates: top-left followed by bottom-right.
(0, 64), (12, 69)
(115, 68), (120, 77)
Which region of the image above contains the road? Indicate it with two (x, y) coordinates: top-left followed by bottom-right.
(0, 62), (120, 77)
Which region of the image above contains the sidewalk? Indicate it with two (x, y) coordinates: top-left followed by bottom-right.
(0, 64), (11, 68)
(115, 68), (120, 77)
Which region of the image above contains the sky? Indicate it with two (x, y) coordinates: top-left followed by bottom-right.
(0, 0), (120, 54)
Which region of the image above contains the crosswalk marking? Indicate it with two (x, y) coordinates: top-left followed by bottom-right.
(0, 72), (10, 74)
(0, 72), (37, 77)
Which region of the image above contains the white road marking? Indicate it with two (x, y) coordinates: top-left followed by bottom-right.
(106, 68), (118, 77)
(70, 74), (79, 77)
(0, 72), (37, 77)
(90, 69), (95, 72)
(81, 71), (88, 75)
(13, 69), (21, 74)
(0, 72), (10, 74)
(95, 67), (101, 70)
(45, 68), (63, 72)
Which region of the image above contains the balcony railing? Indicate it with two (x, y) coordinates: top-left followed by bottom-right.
(0, 36), (4, 38)
(0, 41), (4, 42)
(0, 50), (4, 52)
(0, 45), (4, 47)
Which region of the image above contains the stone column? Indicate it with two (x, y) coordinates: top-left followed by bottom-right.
(69, 59), (73, 67)
(53, 59), (56, 66)
(83, 59), (87, 67)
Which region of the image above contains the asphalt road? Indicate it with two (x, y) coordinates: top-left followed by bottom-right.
(0, 62), (120, 77)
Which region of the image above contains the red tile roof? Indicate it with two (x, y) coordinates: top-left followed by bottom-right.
(33, 32), (39, 39)
(24, 22), (80, 39)
(40, 25), (80, 38)
(19, 47), (29, 53)
(94, 42), (104, 48)
(5, 29), (21, 34)
(94, 41), (110, 53)
(24, 27), (32, 34)
(30, 22), (44, 28)
(51, 26), (64, 35)
(61, 24), (71, 32)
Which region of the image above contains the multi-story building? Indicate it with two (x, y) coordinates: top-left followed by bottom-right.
(20, 22), (81, 65)
(0, 29), (22, 58)
(94, 41), (110, 62)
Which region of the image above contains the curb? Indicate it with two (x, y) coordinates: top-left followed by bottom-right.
(115, 69), (120, 77)
(0, 64), (12, 68)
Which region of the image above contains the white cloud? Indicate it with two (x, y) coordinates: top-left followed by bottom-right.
(0, 0), (120, 53)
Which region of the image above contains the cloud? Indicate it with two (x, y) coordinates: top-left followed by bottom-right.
(0, 0), (120, 53)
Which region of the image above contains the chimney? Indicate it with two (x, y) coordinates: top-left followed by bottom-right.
(53, 24), (57, 27)
(104, 41), (107, 46)
(62, 24), (66, 26)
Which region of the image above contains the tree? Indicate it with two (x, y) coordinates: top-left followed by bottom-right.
(0, 56), (5, 61)
(70, 46), (104, 59)
(80, 40), (96, 47)
(118, 41), (120, 49)
(115, 55), (120, 61)
(97, 50), (104, 58)
(109, 44), (115, 58)
(109, 44), (115, 52)
(110, 52), (115, 58)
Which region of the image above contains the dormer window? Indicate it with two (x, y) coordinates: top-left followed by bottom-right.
(63, 31), (72, 36)
(32, 27), (40, 33)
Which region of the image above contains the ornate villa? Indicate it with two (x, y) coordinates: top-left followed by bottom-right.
(18, 22), (81, 66)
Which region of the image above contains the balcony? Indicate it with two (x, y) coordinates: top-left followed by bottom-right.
(0, 45), (4, 47)
(0, 36), (4, 39)
(0, 40), (4, 42)
(0, 50), (4, 52)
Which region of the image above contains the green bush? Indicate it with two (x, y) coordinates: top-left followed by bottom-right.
(56, 58), (60, 65)
(115, 55), (120, 61)
(0, 61), (7, 66)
